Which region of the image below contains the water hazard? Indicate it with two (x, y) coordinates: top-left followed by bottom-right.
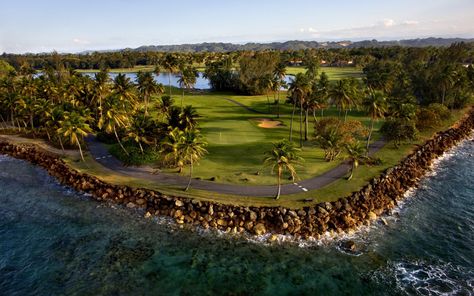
(0, 139), (473, 295)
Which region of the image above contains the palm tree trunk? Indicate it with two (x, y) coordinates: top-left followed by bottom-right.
(299, 100), (303, 147)
(138, 141), (144, 154)
(114, 125), (129, 155)
(0, 114), (7, 128)
(181, 89), (184, 107)
(313, 109), (317, 125)
(58, 135), (65, 153)
(185, 158), (193, 191)
(169, 74), (172, 97)
(275, 167), (282, 200)
(344, 109), (348, 122)
(277, 90), (280, 118)
(46, 129), (51, 141)
(76, 138), (85, 161)
(266, 93), (270, 114)
(304, 108), (309, 141)
(347, 162), (354, 180)
(289, 101), (296, 141)
(321, 108), (324, 118)
(144, 94), (148, 116)
(366, 119), (374, 157)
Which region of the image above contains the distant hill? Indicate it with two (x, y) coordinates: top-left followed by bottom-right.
(127, 38), (474, 53)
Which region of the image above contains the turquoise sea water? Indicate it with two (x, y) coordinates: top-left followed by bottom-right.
(1, 138), (473, 295)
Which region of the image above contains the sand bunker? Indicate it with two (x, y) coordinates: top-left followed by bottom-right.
(256, 118), (283, 129)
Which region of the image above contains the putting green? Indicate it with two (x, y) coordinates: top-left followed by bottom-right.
(202, 120), (265, 145)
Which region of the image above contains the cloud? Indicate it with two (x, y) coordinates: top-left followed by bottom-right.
(383, 19), (395, 27)
(72, 38), (90, 45)
(402, 20), (419, 26)
(294, 18), (442, 40)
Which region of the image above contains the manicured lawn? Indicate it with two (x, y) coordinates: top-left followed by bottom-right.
(286, 66), (364, 80)
(131, 88), (380, 186)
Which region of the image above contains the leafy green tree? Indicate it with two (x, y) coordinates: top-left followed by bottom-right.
(380, 119), (418, 148)
(264, 139), (302, 200)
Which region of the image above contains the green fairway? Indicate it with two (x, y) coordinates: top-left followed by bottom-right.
(286, 66), (364, 80)
(143, 89), (375, 186)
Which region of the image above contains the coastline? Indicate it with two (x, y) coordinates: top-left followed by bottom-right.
(0, 108), (473, 239)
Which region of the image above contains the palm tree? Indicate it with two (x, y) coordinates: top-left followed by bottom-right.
(288, 73), (310, 147)
(177, 66), (198, 107)
(112, 73), (137, 110)
(329, 79), (358, 121)
(273, 62), (286, 118)
(57, 111), (92, 161)
(124, 111), (153, 154)
(264, 139), (302, 200)
(304, 54), (319, 81)
(98, 95), (131, 155)
(46, 105), (66, 152)
(158, 95), (174, 119)
(316, 72), (330, 117)
(161, 54), (179, 97)
(363, 89), (387, 155)
(345, 141), (366, 180)
(179, 105), (199, 130)
(259, 74), (274, 114)
(180, 129), (207, 191)
(435, 64), (457, 105)
(137, 71), (163, 116)
(92, 69), (110, 119)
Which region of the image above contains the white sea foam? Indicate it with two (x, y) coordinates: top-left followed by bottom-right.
(393, 260), (473, 296)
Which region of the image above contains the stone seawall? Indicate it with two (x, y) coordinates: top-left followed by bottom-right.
(0, 108), (473, 239)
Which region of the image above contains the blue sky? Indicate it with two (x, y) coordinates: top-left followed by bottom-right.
(1, 0), (473, 53)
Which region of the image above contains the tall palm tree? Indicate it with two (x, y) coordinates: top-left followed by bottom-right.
(46, 105), (66, 152)
(363, 89), (387, 155)
(161, 54), (179, 97)
(57, 111), (92, 161)
(329, 79), (358, 121)
(259, 74), (274, 114)
(98, 95), (131, 155)
(124, 111), (153, 154)
(177, 66), (198, 107)
(112, 73), (137, 110)
(137, 71), (163, 116)
(92, 69), (110, 119)
(288, 73), (310, 147)
(264, 139), (302, 200)
(345, 141), (366, 180)
(273, 62), (287, 118)
(180, 129), (207, 191)
(304, 54), (319, 81)
(435, 64), (457, 105)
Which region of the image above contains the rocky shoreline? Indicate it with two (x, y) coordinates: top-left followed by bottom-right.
(0, 108), (473, 239)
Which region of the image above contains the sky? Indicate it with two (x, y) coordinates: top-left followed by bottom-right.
(1, 0), (473, 53)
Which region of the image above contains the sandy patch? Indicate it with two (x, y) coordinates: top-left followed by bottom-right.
(256, 118), (283, 129)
